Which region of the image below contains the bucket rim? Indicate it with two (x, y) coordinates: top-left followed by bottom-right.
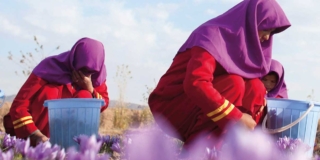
(43, 98), (105, 107)
(266, 97), (320, 106)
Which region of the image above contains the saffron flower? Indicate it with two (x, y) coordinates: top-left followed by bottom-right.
(67, 135), (110, 160)
(2, 134), (16, 149)
(277, 136), (311, 154)
(0, 149), (14, 160)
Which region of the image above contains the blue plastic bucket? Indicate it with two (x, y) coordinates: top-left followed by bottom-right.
(0, 89), (5, 108)
(44, 98), (105, 149)
(262, 98), (320, 156)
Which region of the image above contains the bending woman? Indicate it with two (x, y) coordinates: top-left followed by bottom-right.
(148, 0), (291, 153)
(3, 37), (109, 146)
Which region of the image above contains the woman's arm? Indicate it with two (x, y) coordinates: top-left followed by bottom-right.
(93, 81), (109, 112)
(10, 73), (47, 138)
(183, 46), (243, 130)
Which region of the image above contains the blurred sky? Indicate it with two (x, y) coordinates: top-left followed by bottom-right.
(0, 0), (320, 104)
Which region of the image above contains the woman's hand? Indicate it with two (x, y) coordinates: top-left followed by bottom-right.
(255, 98), (267, 117)
(72, 70), (94, 93)
(29, 130), (49, 147)
(239, 113), (257, 130)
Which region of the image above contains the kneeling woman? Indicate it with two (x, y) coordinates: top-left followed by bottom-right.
(148, 0), (291, 153)
(3, 37), (109, 146)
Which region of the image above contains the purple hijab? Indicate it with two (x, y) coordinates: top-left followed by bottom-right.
(32, 37), (107, 87)
(267, 59), (288, 98)
(178, 0), (291, 78)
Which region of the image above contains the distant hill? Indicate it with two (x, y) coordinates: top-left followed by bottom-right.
(5, 95), (16, 102)
(108, 100), (146, 110)
(4, 94), (145, 110)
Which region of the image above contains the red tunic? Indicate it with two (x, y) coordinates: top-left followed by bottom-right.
(4, 73), (109, 138)
(255, 94), (283, 124)
(149, 46), (266, 148)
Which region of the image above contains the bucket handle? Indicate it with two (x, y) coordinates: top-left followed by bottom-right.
(262, 102), (315, 134)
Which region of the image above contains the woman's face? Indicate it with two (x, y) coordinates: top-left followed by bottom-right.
(258, 29), (275, 42)
(262, 74), (278, 92)
(79, 67), (95, 77)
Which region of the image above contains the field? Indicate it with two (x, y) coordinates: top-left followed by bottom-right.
(0, 102), (154, 136)
(1, 101), (320, 159)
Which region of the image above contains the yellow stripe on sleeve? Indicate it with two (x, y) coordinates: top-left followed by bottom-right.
(14, 120), (34, 129)
(207, 100), (229, 117)
(12, 116), (32, 125)
(211, 104), (235, 122)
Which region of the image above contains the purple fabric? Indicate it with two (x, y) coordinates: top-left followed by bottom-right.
(178, 0), (291, 78)
(32, 37), (106, 87)
(267, 59), (288, 98)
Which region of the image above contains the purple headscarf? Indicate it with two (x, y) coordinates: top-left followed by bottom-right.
(267, 59), (288, 98)
(32, 37), (107, 87)
(178, 0), (291, 78)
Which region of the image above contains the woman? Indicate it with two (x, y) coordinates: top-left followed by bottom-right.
(261, 59), (288, 98)
(3, 37), (109, 146)
(148, 0), (291, 153)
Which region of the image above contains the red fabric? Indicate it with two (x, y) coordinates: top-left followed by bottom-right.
(255, 94), (282, 125)
(149, 46), (266, 149)
(4, 73), (109, 139)
(73, 90), (93, 98)
(241, 79), (267, 123)
(3, 114), (15, 136)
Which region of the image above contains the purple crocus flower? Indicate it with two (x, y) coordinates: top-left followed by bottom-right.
(25, 141), (55, 160)
(14, 138), (30, 156)
(100, 135), (121, 145)
(206, 147), (219, 160)
(217, 125), (313, 160)
(96, 134), (105, 143)
(78, 135), (102, 153)
(0, 149), (14, 160)
(49, 144), (66, 160)
(110, 136), (120, 144)
(67, 135), (110, 160)
(124, 126), (179, 160)
(177, 132), (219, 160)
(67, 147), (110, 160)
(2, 134), (16, 149)
(314, 155), (320, 160)
(219, 124), (286, 160)
(73, 134), (86, 144)
(110, 142), (121, 153)
(102, 135), (111, 144)
(277, 136), (311, 157)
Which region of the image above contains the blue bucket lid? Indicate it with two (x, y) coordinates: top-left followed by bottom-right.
(266, 97), (320, 111)
(44, 98), (105, 108)
(267, 97), (320, 105)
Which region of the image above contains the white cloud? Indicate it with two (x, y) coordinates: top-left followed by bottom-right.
(22, 1), (81, 35)
(0, 15), (31, 39)
(205, 9), (217, 16)
(0, 16), (21, 36)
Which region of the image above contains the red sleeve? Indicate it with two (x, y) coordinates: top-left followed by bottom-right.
(10, 73), (47, 138)
(92, 81), (109, 112)
(183, 46), (243, 130)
